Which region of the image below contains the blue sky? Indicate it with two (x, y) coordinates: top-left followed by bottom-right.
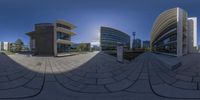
(0, 0), (200, 45)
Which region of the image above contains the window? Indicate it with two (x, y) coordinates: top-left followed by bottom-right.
(56, 23), (71, 30)
(57, 32), (70, 40)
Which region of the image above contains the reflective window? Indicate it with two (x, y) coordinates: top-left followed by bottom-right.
(57, 32), (70, 40)
(57, 44), (70, 53)
(56, 23), (71, 30)
(153, 33), (177, 54)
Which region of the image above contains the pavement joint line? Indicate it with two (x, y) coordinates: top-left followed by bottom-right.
(1, 52), (200, 99)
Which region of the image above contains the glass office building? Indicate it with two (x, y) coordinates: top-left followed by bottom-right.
(143, 41), (150, 49)
(151, 8), (198, 56)
(100, 27), (130, 51)
(133, 39), (142, 49)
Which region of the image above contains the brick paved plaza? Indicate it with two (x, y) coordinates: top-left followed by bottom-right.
(0, 51), (200, 100)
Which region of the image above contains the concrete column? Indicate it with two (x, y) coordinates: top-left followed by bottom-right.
(177, 8), (183, 57)
(188, 17), (198, 53)
(53, 22), (57, 56)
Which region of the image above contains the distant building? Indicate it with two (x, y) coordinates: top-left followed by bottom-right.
(151, 7), (198, 56)
(142, 41), (150, 49)
(0, 42), (3, 51)
(21, 45), (29, 52)
(188, 17), (198, 53)
(100, 27), (130, 51)
(9, 43), (16, 52)
(3, 42), (9, 51)
(92, 45), (100, 51)
(0, 42), (10, 51)
(133, 39), (141, 49)
(26, 20), (76, 56)
(71, 43), (91, 51)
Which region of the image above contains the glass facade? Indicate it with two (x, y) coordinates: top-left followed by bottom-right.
(152, 28), (177, 54)
(100, 27), (130, 51)
(151, 8), (193, 56)
(57, 44), (70, 53)
(57, 32), (71, 40)
(151, 8), (180, 55)
(55, 21), (75, 54)
(133, 39), (142, 49)
(56, 32), (71, 53)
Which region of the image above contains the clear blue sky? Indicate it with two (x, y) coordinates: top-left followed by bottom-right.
(0, 0), (200, 45)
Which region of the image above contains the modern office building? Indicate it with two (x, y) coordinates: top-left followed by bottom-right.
(143, 40), (150, 49)
(0, 42), (2, 51)
(133, 38), (142, 49)
(100, 27), (130, 51)
(188, 17), (198, 53)
(92, 45), (100, 51)
(71, 43), (91, 51)
(26, 20), (76, 56)
(9, 43), (17, 52)
(3, 42), (9, 51)
(0, 42), (10, 51)
(151, 7), (198, 57)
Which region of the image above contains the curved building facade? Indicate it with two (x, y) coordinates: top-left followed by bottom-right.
(100, 27), (130, 51)
(151, 8), (198, 56)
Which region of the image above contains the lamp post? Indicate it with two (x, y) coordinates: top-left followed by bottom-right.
(132, 32), (136, 50)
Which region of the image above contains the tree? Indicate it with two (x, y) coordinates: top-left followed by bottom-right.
(15, 39), (24, 52)
(77, 43), (87, 52)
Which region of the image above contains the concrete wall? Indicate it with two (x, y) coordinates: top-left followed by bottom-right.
(27, 20), (76, 56)
(188, 17), (198, 53)
(177, 8), (184, 57)
(32, 26), (54, 55)
(0, 42), (10, 51)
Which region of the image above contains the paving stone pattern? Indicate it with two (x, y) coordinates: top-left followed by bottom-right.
(0, 52), (200, 100)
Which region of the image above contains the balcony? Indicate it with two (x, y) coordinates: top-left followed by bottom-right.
(55, 20), (76, 29)
(57, 39), (72, 45)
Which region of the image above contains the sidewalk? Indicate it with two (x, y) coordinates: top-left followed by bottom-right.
(0, 52), (200, 100)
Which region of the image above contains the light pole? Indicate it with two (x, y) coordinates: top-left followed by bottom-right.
(132, 32), (136, 50)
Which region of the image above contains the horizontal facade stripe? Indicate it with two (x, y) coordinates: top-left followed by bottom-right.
(100, 27), (130, 50)
(151, 8), (180, 55)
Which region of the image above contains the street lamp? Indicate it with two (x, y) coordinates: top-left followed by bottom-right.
(132, 32), (136, 50)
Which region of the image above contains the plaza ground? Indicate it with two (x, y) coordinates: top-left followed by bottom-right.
(0, 51), (200, 100)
